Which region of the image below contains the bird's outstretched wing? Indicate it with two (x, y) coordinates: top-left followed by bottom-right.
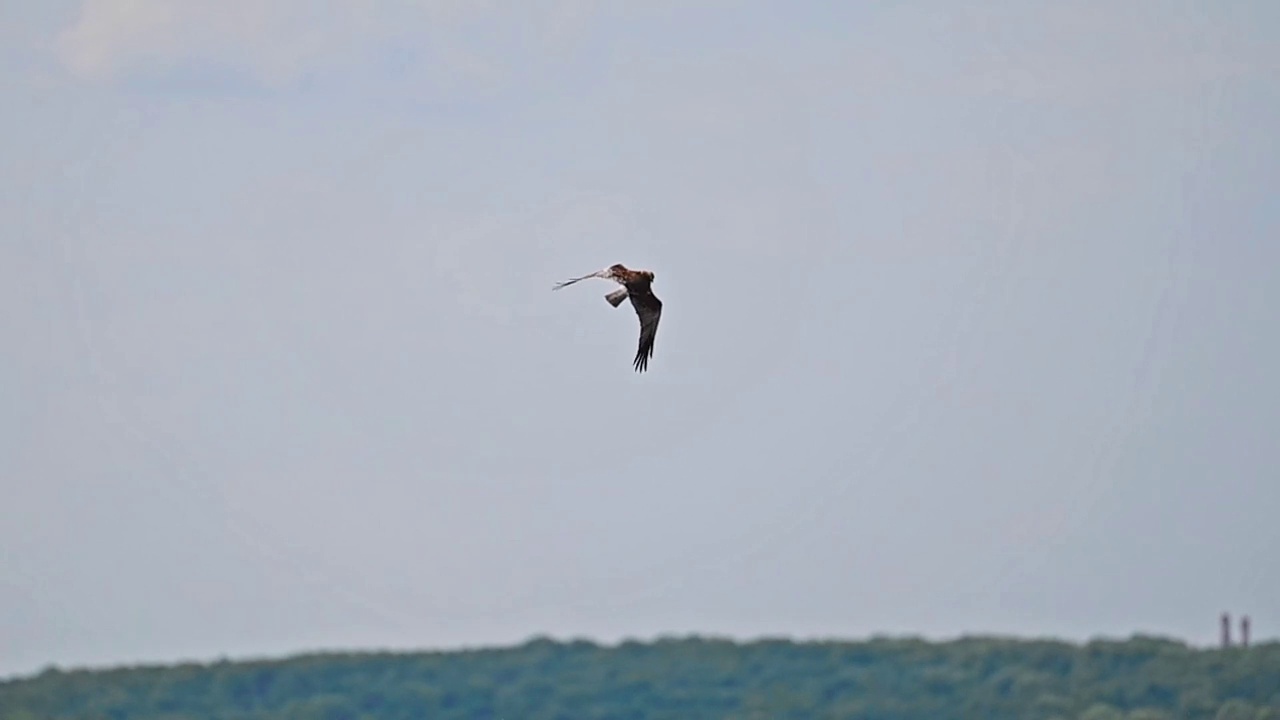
(628, 289), (662, 372)
(553, 269), (613, 290)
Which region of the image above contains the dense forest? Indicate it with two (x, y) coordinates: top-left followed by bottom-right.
(2, 635), (1277, 720)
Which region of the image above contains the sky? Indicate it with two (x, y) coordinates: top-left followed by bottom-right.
(2, 0), (1278, 680)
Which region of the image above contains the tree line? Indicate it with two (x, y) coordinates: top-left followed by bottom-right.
(1, 634), (1277, 720)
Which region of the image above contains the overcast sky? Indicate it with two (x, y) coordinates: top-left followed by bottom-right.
(3, 0), (1278, 680)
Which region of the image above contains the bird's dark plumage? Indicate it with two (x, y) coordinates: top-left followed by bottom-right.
(627, 285), (662, 372)
(553, 263), (664, 372)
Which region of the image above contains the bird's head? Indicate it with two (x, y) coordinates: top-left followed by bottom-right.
(642, 270), (655, 282)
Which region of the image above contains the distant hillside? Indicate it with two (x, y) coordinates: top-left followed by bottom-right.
(2, 635), (1277, 720)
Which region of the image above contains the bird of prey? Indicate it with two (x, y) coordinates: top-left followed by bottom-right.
(553, 263), (663, 372)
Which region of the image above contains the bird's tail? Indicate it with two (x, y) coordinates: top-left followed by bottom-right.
(604, 288), (628, 307)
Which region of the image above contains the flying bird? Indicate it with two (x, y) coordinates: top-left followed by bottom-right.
(553, 263), (663, 372)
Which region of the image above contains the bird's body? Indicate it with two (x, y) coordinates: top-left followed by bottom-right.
(553, 263), (663, 372)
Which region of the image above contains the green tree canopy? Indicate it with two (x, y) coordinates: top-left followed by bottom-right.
(1, 635), (1276, 720)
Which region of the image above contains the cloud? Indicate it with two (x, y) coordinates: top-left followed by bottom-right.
(50, 0), (1271, 101)
(51, 0), (608, 87)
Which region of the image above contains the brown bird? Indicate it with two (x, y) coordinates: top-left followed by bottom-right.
(553, 263), (663, 372)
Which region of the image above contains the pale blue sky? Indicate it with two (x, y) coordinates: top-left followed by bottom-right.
(2, 0), (1278, 679)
